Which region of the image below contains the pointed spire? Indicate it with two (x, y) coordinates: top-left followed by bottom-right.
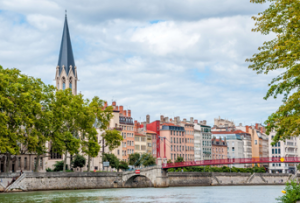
(57, 12), (75, 76)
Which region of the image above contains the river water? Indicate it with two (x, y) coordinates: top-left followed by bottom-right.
(0, 185), (284, 203)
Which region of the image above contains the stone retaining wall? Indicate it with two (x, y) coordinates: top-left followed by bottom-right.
(1, 172), (293, 192)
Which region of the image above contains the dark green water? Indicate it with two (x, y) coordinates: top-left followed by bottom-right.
(0, 185), (284, 203)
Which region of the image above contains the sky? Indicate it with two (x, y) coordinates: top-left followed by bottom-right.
(0, 0), (282, 126)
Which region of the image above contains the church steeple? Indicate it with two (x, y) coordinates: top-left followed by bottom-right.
(55, 11), (78, 95)
(58, 12), (75, 76)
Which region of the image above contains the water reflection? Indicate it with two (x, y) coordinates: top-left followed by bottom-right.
(0, 185), (284, 203)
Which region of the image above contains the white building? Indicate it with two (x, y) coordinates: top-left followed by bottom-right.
(269, 130), (297, 173)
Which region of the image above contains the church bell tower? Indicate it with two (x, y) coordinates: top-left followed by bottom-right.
(55, 12), (78, 95)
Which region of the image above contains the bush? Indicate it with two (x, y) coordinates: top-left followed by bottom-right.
(118, 161), (129, 171)
(53, 161), (68, 171)
(175, 156), (184, 163)
(277, 180), (300, 203)
(72, 154), (86, 169)
(46, 167), (53, 172)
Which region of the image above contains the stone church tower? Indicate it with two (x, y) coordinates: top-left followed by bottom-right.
(55, 14), (78, 95)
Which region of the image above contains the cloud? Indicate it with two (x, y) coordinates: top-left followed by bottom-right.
(0, 0), (281, 126)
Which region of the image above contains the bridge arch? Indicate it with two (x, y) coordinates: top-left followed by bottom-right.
(124, 174), (154, 188)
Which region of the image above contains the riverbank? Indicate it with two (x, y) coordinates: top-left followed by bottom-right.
(0, 171), (294, 193)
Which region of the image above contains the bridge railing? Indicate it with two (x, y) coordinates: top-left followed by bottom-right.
(162, 157), (300, 168)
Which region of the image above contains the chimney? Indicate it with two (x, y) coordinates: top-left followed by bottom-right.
(119, 106), (123, 114)
(260, 126), (264, 134)
(239, 123), (242, 126)
(190, 117), (194, 124)
(142, 122), (147, 131)
(245, 125), (249, 133)
(146, 115), (150, 124)
(112, 101), (116, 106)
(170, 118), (173, 123)
(183, 118), (187, 122)
(160, 115), (164, 122)
(194, 119), (198, 124)
(128, 110), (131, 117)
(124, 110), (127, 117)
(203, 120), (207, 125)
(134, 120), (138, 131)
(165, 117), (169, 122)
(104, 101), (107, 108)
(255, 123), (259, 130)
(116, 106), (119, 111)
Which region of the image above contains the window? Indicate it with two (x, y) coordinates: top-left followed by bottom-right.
(135, 145), (140, 150)
(272, 149), (274, 154)
(69, 82), (72, 90)
(278, 142), (280, 147)
(117, 150), (120, 155)
(24, 157), (27, 169)
(141, 137), (146, 142)
(141, 145), (146, 150)
(232, 147), (235, 151)
(135, 137), (139, 141)
(278, 149), (281, 154)
(275, 149), (277, 154)
(255, 140), (257, 145)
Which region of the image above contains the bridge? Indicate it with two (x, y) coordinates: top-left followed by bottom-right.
(162, 157), (300, 169)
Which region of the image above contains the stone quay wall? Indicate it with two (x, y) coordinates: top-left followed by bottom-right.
(169, 172), (292, 186)
(0, 171), (294, 192)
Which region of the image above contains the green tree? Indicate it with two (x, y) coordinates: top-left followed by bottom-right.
(140, 153), (156, 167)
(175, 156), (184, 163)
(0, 66), (55, 172)
(101, 129), (123, 170)
(246, 0), (300, 142)
(50, 90), (83, 172)
(129, 153), (141, 167)
(86, 97), (113, 171)
(72, 154), (86, 169)
(103, 153), (119, 170)
(118, 160), (129, 171)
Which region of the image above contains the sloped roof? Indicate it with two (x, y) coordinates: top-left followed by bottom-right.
(58, 14), (75, 76)
(146, 130), (156, 134)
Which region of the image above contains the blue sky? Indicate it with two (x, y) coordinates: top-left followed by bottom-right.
(0, 0), (281, 126)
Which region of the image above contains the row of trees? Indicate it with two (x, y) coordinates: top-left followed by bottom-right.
(0, 66), (123, 172)
(168, 165), (266, 173)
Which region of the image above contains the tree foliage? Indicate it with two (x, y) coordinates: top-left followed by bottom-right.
(72, 154), (86, 169)
(276, 180), (300, 203)
(118, 160), (129, 171)
(53, 161), (68, 171)
(129, 153), (141, 166)
(246, 0), (300, 142)
(175, 156), (184, 163)
(103, 153), (119, 169)
(102, 129), (123, 151)
(140, 153), (156, 167)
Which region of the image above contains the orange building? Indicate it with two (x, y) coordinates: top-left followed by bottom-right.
(211, 137), (227, 160)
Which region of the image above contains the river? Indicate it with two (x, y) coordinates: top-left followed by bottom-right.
(0, 185), (285, 203)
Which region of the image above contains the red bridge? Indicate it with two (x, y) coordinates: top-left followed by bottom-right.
(162, 157), (300, 169)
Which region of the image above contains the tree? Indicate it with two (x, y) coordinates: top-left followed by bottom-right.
(175, 156), (184, 163)
(118, 161), (129, 171)
(246, 0), (300, 142)
(102, 153), (119, 170)
(72, 154), (86, 169)
(129, 153), (141, 167)
(140, 153), (156, 167)
(0, 66), (55, 172)
(50, 90), (82, 172)
(101, 129), (123, 170)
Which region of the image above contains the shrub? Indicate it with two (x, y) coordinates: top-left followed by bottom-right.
(276, 180), (300, 203)
(72, 154), (86, 169)
(53, 161), (68, 171)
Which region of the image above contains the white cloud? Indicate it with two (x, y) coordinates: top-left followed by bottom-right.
(0, 0), (282, 126)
